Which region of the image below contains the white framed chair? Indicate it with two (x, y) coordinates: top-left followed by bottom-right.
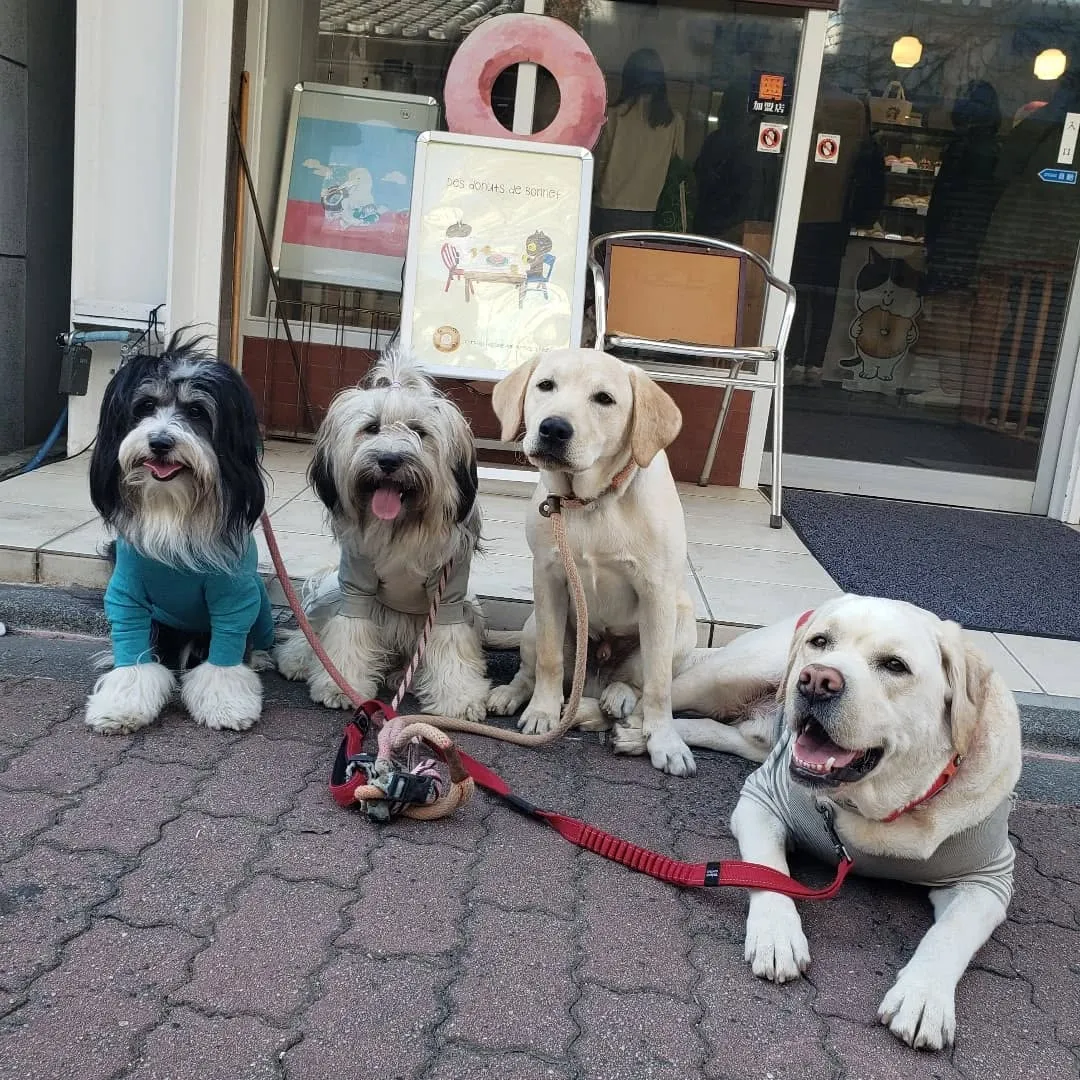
(588, 231), (796, 529)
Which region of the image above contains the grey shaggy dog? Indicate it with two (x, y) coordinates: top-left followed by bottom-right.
(275, 345), (491, 719)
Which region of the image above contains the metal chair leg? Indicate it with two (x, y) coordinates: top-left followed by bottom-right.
(698, 385), (736, 487)
(770, 368), (784, 529)
(698, 361), (744, 487)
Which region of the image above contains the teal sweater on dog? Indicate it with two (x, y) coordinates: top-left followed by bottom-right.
(105, 537), (275, 667)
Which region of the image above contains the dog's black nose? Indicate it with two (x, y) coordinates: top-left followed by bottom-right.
(797, 664), (845, 702)
(377, 452), (403, 475)
(538, 416), (574, 443)
(148, 433), (175, 455)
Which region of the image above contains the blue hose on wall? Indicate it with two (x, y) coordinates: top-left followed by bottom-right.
(20, 329), (135, 475)
(20, 405), (70, 474)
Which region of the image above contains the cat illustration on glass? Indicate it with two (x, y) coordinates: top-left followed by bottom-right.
(842, 247), (924, 382)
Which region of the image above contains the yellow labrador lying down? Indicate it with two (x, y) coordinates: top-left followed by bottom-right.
(619, 594), (1021, 1050)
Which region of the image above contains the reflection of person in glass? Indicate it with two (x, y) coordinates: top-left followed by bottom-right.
(592, 48), (685, 235)
(785, 82), (880, 387)
(920, 81), (1002, 399)
(692, 73), (783, 241)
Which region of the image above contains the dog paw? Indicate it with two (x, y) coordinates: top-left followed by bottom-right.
(519, 699), (562, 735)
(424, 682), (492, 722)
(878, 967), (956, 1049)
(600, 681), (638, 720)
(647, 725), (697, 777)
(273, 631), (311, 681)
(574, 697), (614, 732)
(182, 663), (262, 731)
(248, 649), (277, 673)
(487, 682), (529, 716)
(745, 898), (810, 983)
(85, 663), (175, 735)
(309, 677), (359, 710)
(610, 714), (648, 755)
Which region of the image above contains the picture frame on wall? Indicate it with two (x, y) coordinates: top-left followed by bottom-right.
(271, 82), (439, 292)
(399, 130), (594, 380)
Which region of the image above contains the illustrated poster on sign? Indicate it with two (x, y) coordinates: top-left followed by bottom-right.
(400, 132), (593, 377)
(272, 83), (439, 292)
(747, 70), (793, 119)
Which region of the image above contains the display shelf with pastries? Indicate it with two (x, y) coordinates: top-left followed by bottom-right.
(869, 123), (950, 242)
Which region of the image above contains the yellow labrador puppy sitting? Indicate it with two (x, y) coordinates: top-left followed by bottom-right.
(486, 348), (699, 776)
(649, 594), (1022, 1049)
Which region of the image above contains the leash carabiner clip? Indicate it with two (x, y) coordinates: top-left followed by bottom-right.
(817, 803), (852, 864)
(538, 495), (561, 518)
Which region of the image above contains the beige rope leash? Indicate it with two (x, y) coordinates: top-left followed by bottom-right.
(420, 493), (589, 746)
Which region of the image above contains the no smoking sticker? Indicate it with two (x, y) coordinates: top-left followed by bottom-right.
(815, 133), (841, 164)
(758, 122), (785, 154)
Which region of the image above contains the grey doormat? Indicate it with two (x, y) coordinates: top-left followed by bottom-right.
(782, 489), (1080, 640)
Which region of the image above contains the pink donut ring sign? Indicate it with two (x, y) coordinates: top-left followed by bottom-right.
(444, 13), (607, 149)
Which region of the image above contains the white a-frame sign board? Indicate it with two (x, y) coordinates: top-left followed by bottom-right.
(400, 130), (593, 379)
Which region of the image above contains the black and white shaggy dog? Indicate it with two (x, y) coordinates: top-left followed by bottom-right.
(85, 332), (275, 735)
(275, 345), (490, 720)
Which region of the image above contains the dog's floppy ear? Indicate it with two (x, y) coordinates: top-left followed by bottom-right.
(939, 621), (992, 756)
(210, 363), (267, 544)
(491, 357), (537, 443)
(308, 443), (339, 512)
(628, 367), (682, 467)
(777, 610), (814, 704)
(453, 449), (479, 523)
(89, 355), (145, 525)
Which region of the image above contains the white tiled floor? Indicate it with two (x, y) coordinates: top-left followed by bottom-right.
(2, 439), (1080, 696)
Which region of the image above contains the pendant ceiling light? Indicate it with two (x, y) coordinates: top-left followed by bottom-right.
(1034, 48), (1067, 81)
(892, 35), (923, 69)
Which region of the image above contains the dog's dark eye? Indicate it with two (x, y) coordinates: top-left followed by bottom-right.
(363, 421), (380, 435)
(536, 379), (555, 392)
(185, 403), (207, 421)
(408, 423), (428, 439)
(881, 656), (910, 675)
(808, 634), (829, 649)
(592, 391), (616, 406)
(132, 399), (156, 420)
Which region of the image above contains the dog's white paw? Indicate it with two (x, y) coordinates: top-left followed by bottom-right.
(248, 649), (277, 673)
(487, 682), (529, 715)
(182, 663), (262, 731)
(85, 663), (176, 735)
(308, 668), (366, 711)
(610, 714), (648, 755)
(878, 966), (956, 1049)
(647, 725), (697, 777)
(423, 678), (492, 722)
(273, 631), (312, 682)
(600, 681), (638, 720)
(574, 698), (614, 732)
(518, 698), (562, 735)
(745, 898), (810, 983)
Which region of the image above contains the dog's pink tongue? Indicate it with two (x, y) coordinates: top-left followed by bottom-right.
(371, 485), (403, 521)
(146, 461), (183, 480)
(794, 725), (861, 768)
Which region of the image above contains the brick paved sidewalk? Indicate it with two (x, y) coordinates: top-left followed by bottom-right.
(0, 637), (1078, 1080)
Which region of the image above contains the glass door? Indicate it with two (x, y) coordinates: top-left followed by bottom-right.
(771, 0), (1080, 512)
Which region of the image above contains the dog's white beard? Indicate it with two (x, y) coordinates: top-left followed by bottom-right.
(117, 435), (231, 569)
